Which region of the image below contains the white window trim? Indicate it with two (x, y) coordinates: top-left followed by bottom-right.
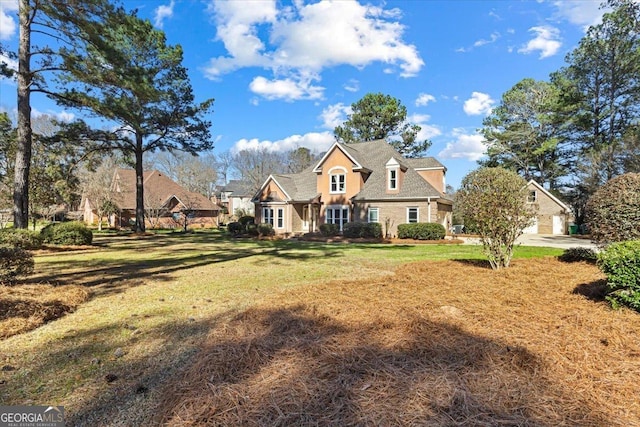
(368, 207), (379, 223)
(328, 166), (347, 194)
(276, 208), (284, 229)
(326, 204), (350, 231)
(407, 207), (419, 223)
(262, 207), (274, 226)
(528, 190), (537, 203)
(388, 168), (398, 190)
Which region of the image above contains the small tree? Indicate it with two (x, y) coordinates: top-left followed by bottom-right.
(585, 173), (640, 245)
(457, 167), (534, 270)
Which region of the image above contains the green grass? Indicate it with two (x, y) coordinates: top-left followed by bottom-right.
(0, 230), (562, 422)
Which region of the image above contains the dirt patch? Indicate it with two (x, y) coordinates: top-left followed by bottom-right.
(0, 284), (90, 338)
(155, 258), (640, 426)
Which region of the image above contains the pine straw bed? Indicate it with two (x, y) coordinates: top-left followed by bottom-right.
(154, 257), (640, 426)
(0, 284), (90, 338)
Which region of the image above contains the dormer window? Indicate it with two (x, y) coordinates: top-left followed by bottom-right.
(386, 158), (400, 191)
(389, 169), (397, 190)
(329, 167), (346, 194)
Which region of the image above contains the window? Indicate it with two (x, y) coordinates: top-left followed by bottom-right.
(326, 206), (349, 231)
(262, 207), (274, 225)
(277, 208), (284, 228)
(528, 190), (537, 203)
(368, 207), (379, 223)
(407, 207), (419, 223)
(330, 173), (346, 193)
(388, 169), (397, 190)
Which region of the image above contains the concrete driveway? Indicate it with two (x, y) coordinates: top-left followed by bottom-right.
(461, 234), (597, 250)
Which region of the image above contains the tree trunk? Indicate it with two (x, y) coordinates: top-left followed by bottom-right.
(14, 0), (33, 229)
(134, 138), (146, 233)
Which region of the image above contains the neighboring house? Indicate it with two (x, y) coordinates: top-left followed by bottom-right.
(219, 180), (255, 220)
(83, 169), (219, 229)
(252, 139), (453, 237)
(523, 180), (572, 235)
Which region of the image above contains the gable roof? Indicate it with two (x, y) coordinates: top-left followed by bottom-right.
(112, 169), (217, 211)
(527, 180), (570, 212)
(221, 179), (254, 196)
(254, 139), (448, 203)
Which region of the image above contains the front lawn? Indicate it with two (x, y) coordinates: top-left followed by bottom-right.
(4, 232), (635, 426)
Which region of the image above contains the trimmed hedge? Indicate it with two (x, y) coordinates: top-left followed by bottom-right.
(597, 240), (640, 311)
(343, 222), (382, 239)
(0, 245), (34, 284)
(257, 223), (275, 237)
(40, 222), (93, 245)
(319, 223), (339, 237)
(397, 223), (446, 240)
(227, 222), (242, 235)
(559, 247), (598, 264)
(0, 228), (43, 250)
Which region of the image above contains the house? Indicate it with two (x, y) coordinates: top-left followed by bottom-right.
(252, 139), (453, 237)
(83, 169), (220, 229)
(218, 180), (255, 220)
(523, 180), (572, 235)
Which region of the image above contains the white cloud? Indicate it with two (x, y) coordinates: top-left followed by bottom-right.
(319, 103), (351, 129)
(518, 26), (562, 59)
(553, 0), (606, 29)
(204, 0), (423, 100)
(343, 79), (359, 92)
(438, 129), (486, 161)
(231, 131), (335, 154)
(0, 0), (18, 40)
(407, 113), (441, 141)
(463, 92), (494, 116)
(473, 31), (500, 47)
(154, 0), (175, 28)
(31, 108), (75, 123)
(249, 74), (324, 101)
(0, 52), (18, 81)
(415, 93), (436, 107)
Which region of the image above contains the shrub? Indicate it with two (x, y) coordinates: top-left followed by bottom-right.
(40, 222), (93, 245)
(0, 245), (34, 284)
(0, 228), (43, 250)
(586, 173), (640, 246)
(597, 240), (640, 311)
(456, 167), (532, 270)
(257, 223), (274, 237)
(397, 223), (446, 240)
(343, 222), (382, 239)
(319, 223), (339, 237)
(559, 247), (598, 264)
(246, 223), (259, 236)
(227, 222), (242, 235)
(238, 216), (255, 227)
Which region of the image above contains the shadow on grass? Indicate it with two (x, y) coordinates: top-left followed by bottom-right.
(148, 306), (609, 426)
(452, 258), (493, 269)
(32, 235), (346, 298)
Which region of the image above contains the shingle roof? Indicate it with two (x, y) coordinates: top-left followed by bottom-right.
(341, 140), (445, 200)
(222, 179), (254, 196)
(112, 169), (217, 210)
(256, 140), (447, 203)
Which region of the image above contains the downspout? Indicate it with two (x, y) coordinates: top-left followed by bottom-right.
(427, 197), (432, 223)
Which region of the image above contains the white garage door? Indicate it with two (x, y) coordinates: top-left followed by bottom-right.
(523, 217), (538, 234)
(552, 215), (564, 235)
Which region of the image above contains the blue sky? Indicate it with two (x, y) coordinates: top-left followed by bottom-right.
(0, 0), (607, 188)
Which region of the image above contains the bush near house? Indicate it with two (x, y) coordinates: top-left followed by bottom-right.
(40, 222), (93, 246)
(319, 223), (340, 237)
(598, 240), (640, 311)
(0, 246), (34, 285)
(397, 223), (446, 240)
(257, 223), (275, 237)
(227, 222), (242, 235)
(559, 247), (598, 264)
(0, 229), (43, 250)
(342, 222), (382, 239)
